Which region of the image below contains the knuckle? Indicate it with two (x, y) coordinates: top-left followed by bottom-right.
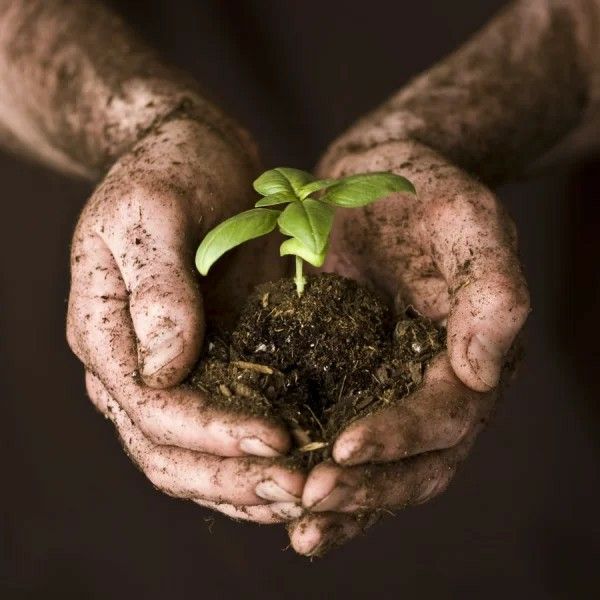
(492, 274), (531, 330)
(466, 271), (530, 331)
(95, 180), (183, 239)
(425, 180), (501, 246)
(129, 275), (167, 306)
(129, 270), (192, 309)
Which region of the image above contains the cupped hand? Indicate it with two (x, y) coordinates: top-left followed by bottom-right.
(289, 139), (530, 554)
(67, 118), (305, 523)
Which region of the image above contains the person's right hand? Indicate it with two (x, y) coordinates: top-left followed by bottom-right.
(67, 118), (306, 523)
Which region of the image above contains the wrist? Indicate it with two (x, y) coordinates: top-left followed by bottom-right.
(320, 104), (517, 186)
(318, 108), (417, 176)
(95, 77), (259, 176)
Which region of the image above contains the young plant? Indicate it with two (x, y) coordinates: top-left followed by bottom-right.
(195, 167), (415, 295)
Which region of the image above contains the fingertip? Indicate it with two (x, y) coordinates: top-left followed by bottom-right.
(289, 514), (365, 557)
(238, 417), (292, 457)
(466, 332), (503, 391)
(289, 518), (323, 556)
(332, 428), (374, 466)
(302, 462), (341, 509)
(239, 436), (283, 458)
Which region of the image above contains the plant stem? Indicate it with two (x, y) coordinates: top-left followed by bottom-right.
(294, 256), (306, 296)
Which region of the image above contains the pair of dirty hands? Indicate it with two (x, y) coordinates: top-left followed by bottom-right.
(67, 117), (529, 556)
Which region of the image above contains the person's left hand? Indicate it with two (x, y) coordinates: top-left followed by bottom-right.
(288, 139), (529, 556)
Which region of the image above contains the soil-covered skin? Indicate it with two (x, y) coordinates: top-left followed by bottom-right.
(190, 273), (445, 466)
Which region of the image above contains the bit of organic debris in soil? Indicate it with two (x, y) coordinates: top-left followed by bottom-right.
(190, 273), (445, 467)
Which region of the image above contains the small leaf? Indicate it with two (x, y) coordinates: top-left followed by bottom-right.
(254, 192), (296, 207)
(280, 237), (327, 267)
(195, 208), (279, 275)
(298, 178), (338, 200)
(277, 198), (334, 254)
(322, 172), (415, 207)
(253, 167), (315, 197)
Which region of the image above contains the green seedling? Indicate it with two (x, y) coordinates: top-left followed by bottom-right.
(195, 167), (415, 296)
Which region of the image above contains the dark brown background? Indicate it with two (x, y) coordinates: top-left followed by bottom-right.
(2, 1), (599, 598)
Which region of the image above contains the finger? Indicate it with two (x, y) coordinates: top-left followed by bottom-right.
(68, 232), (290, 457)
(94, 184), (203, 388)
(287, 512), (379, 556)
(421, 180), (530, 392)
(196, 500), (303, 524)
(333, 353), (493, 466)
(85, 373), (305, 505)
(303, 436), (475, 513)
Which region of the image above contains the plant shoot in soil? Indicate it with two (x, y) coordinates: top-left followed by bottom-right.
(195, 167), (415, 295)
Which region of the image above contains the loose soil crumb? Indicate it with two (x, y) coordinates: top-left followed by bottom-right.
(190, 273), (445, 467)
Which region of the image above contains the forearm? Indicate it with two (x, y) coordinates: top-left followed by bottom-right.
(0, 0), (253, 179)
(324, 0), (600, 184)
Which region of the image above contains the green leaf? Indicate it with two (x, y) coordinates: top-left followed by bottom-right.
(195, 208), (279, 275)
(298, 178), (338, 200)
(253, 167), (315, 197)
(322, 172), (415, 207)
(280, 237), (327, 267)
(254, 191), (296, 207)
(277, 198), (334, 254)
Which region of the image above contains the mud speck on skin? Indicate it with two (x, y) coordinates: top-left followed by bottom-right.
(190, 273), (445, 467)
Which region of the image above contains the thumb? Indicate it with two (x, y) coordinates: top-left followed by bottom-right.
(418, 177), (531, 392)
(129, 253), (203, 388)
(99, 192), (204, 388)
(447, 272), (530, 391)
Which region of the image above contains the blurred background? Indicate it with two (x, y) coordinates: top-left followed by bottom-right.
(1, 0), (598, 597)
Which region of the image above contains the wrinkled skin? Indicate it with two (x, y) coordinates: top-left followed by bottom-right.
(287, 140), (529, 555)
(3, 0), (599, 557)
(67, 119), (529, 544)
(67, 118), (307, 523)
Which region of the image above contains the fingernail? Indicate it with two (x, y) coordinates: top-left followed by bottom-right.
(270, 502), (304, 519)
(255, 480), (301, 503)
(239, 436), (282, 458)
(140, 330), (184, 378)
(467, 333), (503, 389)
(336, 439), (376, 465)
(307, 484), (352, 512)
(414, 476), (444, 505)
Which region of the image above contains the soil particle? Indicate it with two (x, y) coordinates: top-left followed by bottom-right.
(190, 273), (445, 467)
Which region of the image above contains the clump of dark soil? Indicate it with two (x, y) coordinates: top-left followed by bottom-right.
(190, 273), (445, 466)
